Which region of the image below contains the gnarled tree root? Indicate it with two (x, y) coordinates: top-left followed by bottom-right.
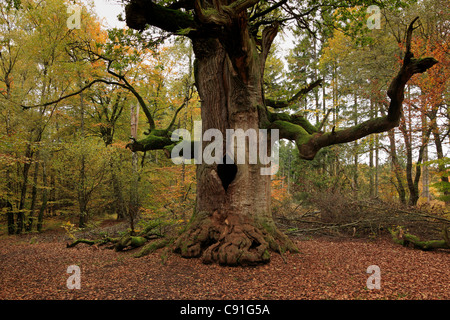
(173, 214), (299, 266)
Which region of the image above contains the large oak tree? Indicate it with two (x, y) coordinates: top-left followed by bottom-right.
(123, 0), (437, 265)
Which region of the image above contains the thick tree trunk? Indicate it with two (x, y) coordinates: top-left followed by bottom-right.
(174, 38), (297, 265)
(123, 2), (437, 265)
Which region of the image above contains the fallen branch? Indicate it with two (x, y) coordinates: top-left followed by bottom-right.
(390, 226), (450, 251)
(285, 221), (362, 235)
(66, 237), (118, 248)
(66, 219), (171, 255)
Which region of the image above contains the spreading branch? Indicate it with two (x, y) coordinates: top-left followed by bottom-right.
(269, 17), (437, 160)
(21, 79), (104, 110)
(125, 0), (196, 34)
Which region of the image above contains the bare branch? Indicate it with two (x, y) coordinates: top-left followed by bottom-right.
(125, 0), (196, 34)
(317, 108), (332, 132)
(265, 79), (322, 109)
(21, 79), (103, 110)
(250, 0), (287, 22)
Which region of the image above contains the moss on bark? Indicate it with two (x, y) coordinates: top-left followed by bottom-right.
(134, 239), (169, 258)
(390, 226), (450, 251)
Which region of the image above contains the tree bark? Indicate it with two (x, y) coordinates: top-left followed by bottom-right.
(173, 36), (297, 266)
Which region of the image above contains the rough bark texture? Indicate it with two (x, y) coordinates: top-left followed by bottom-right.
(172, 36), (297, 265)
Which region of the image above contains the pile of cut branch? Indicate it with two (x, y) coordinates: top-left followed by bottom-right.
(276, 193), (449, 251)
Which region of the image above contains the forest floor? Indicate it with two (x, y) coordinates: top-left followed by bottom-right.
(0, 220), (449, 301)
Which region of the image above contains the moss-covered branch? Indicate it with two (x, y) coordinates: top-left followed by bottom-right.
(126, 129), (173, 153)
(269, 111), (318, 135)
(67, 220), (169, 254)
(269, 18), (437, 160)
(125, 0), (196, 34)
(390, 226), (450, 251)
(66, 236), (119, 248)
(134, 239), (170, 258)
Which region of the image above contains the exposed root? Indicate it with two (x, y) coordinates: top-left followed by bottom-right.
(173, 213), (299, 266)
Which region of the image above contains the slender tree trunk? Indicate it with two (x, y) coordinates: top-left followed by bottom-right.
(4, 77), (15, 234)
(26, 151), (40, 232)
(387, 129), (406, 203)
(78, 81), (88, 228)
(313, 36), (320, 126)
(17, 136), (34, 234)
(421, 111), (429, 201)
(369, 138), (374, 197)
(353, 93), (358, 192)
(49, 173), (56, 216)
(129, 104), (140, 234)
(374, 104), (379, 197)
(400, 110), (433, 206)
(37, 161), (48, 232)
(5, 164), (15, 235)
(432, 125), (449, 204)
(401, 118), (418, 206)
(78, 153), (88, 228)
(112, 169), (127, 220)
